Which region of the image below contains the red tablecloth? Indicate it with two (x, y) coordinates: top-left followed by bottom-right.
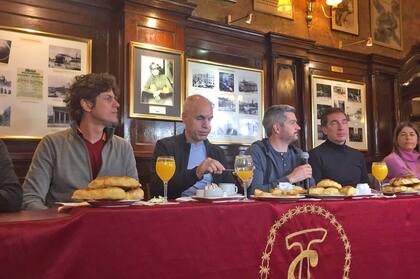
(1, 196), (420, 278)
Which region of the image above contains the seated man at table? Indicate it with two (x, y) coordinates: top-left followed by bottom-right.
(150, 95), (234, 199)
(22, 73), (138, 210)
(309, 107), (369, 186)
(246, 105), (314, 194)
(0, 139), (22, 212)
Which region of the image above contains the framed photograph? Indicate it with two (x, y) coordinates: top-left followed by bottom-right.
(332, 0), (359, 35)
(187, 59), (264, 145)
(0, 27), (91, 139)
(370, 0), (402, 50)
(253, 0), (293, 20)
(129, 42), (184, 120)
(311, 75), (368, 150)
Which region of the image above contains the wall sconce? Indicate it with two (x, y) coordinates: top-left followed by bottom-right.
(306, 0), (343, 28)
(338, 37), (373, 49)
(226, 13), (253, 25)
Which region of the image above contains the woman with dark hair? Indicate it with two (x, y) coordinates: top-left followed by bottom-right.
(384, 122), (420, 179)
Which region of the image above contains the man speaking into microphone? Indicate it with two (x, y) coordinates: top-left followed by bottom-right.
(246, 105), (315, 194)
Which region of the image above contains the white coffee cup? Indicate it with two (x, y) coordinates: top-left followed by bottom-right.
(204, 188), (224, 197)
(356, 183), (371, 195)
(220, 183), (238, 196)
(196, 189), (205, 197)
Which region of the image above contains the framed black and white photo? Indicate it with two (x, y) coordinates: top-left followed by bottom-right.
(187, 59), (264, 144)
(311, 75), (367, 150)
(370, 0), (402, 50)
(0, 27), (91, 139)
(129, 42), (184, 120)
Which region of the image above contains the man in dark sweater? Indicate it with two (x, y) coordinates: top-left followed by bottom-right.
(150, 95), (233, 199)
(309, 108), (369, 186)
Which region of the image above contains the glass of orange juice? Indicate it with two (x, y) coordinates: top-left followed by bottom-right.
(234, 155), (254, 201)
(372, 161), (388, 192)
(156, 156), (176, 201)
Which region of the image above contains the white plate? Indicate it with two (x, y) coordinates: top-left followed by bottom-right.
(191, 195), (244, 202)
(350, 194), (376, 199)
(306, 194), (347, 200)
(87, 199), (139, 207)
(251, 195), (305, 202)
(383, 191), (419, 197)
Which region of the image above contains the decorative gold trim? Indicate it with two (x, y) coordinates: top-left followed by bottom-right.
(260, 204), (351, 279)
(129, 41), (184, 121)
(186, 58), (264, 145)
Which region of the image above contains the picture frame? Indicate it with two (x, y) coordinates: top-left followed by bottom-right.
(331, 0), (359, 35)
(253, 0), (293, 20)
(370, 0), (402, 50)
(129, 42), (184, 120)
(186, 58), (264, 145)
(311, 75), (368, 150)
(0, 26), (91, 139)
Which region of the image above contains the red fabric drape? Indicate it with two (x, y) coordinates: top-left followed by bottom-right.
(1, 197), (420, 278)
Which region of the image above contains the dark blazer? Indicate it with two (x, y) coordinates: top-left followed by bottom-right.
(0, 139), (22, 212)
(150, 132), (234, 199)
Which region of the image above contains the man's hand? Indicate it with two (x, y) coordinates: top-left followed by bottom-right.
(196, 158), (225, 179)
(286, 164), (312, 184)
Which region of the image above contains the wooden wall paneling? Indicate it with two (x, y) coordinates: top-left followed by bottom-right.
(400, 43), (420, 122)
(368, 54), (401, 160)
(123, 1), (195, 161)
(122, 1), (195, 190)
(268, 33), (315, 149)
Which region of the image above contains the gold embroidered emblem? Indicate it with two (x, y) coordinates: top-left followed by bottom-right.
(260, 204), (351, 279)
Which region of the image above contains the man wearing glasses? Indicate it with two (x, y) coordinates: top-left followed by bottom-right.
(22, 73), (138, 210)
(309, 107), (369, 186)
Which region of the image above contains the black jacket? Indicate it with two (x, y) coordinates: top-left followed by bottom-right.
(150, 133), (234, 199)
(0, 140), (22, 212)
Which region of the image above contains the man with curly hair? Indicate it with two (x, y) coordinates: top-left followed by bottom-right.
(22, 73), (138, 210)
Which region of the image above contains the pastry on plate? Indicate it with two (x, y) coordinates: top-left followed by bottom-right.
(340, 186), (356, 196)
(88, 176), (140, 189)
(322, 187), (340, 195)
(316, 179), (342, 189)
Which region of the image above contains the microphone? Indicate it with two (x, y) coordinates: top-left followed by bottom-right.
(301, 152), (310, 189)
(301, 152), (309, 164)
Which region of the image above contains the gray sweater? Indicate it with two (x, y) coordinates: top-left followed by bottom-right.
(22, 124), (138, 210)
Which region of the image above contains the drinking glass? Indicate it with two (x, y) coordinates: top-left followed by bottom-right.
(234, 155), (254, 201)
(156, 156), (176, 201)
(372, 162), (388, 192)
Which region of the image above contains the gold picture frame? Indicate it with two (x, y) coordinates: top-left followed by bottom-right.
(311, 75), (368, 151)
(186, 58), (264, 145)
(129, 42), (184, 120)
(0, 26), (92, 139)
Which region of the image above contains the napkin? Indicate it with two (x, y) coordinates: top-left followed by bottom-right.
(56, 202), (89, 213)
